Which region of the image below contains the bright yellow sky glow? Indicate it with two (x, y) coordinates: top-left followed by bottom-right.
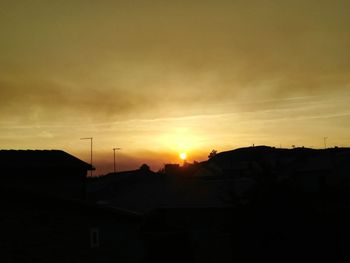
(1, 1), (350, 175)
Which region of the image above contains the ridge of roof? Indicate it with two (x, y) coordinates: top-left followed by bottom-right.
(0, 149), (94, 170)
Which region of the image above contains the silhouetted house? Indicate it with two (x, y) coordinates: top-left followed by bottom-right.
(0, 150), (94, 199)
(164, 164), (180, 176)
(88, 167), (159, 200)
(208, 146), (276, 178)
(0, 188), (144, 263)
(192, 165), (218, 178)
(333, 151), (350, 188)
(142, 206), (234, 263)
(291, 149), (350, 189)
(293, 155), (332, 193)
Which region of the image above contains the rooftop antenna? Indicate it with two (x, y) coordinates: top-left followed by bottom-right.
(113, 147), (121, 174)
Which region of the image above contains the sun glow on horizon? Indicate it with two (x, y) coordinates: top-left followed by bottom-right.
(179, 152), (187, 160)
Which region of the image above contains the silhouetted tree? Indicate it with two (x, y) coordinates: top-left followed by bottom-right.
(208, 149), (217, 159)
(139, 163), (150, 172)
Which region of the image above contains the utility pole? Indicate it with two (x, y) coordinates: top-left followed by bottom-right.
(81, 137), (93, 177)
(324, 137), (328, 149)
(113, 147), (121, 174)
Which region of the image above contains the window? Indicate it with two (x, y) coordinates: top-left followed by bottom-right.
(90, 227), (100, 248)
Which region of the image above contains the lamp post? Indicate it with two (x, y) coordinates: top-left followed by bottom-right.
(81, 137), (93, 177)
(113, 147), (121, 174)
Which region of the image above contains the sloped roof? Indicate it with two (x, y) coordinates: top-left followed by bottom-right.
(0, 150), (94, 170)
(211, 146), (350, 163)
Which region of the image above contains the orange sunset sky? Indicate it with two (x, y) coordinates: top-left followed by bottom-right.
(1, 1), (350, 175)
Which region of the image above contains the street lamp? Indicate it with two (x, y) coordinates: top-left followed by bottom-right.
(81, 137), (93, 177)
(113, 147), (121, 174)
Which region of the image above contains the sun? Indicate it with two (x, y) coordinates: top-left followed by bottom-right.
(179, 152), (187, 160)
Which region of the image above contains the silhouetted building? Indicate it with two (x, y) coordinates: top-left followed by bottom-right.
(0, 150), (94, 199)
(0, 188), (144, 263)
(164, 164), (180, 176)
(142, 206), (234, 263)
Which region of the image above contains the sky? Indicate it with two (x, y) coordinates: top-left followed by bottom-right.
(1, 0), (350, 175)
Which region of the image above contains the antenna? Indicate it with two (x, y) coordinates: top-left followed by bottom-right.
(324, 137), (328, 149)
